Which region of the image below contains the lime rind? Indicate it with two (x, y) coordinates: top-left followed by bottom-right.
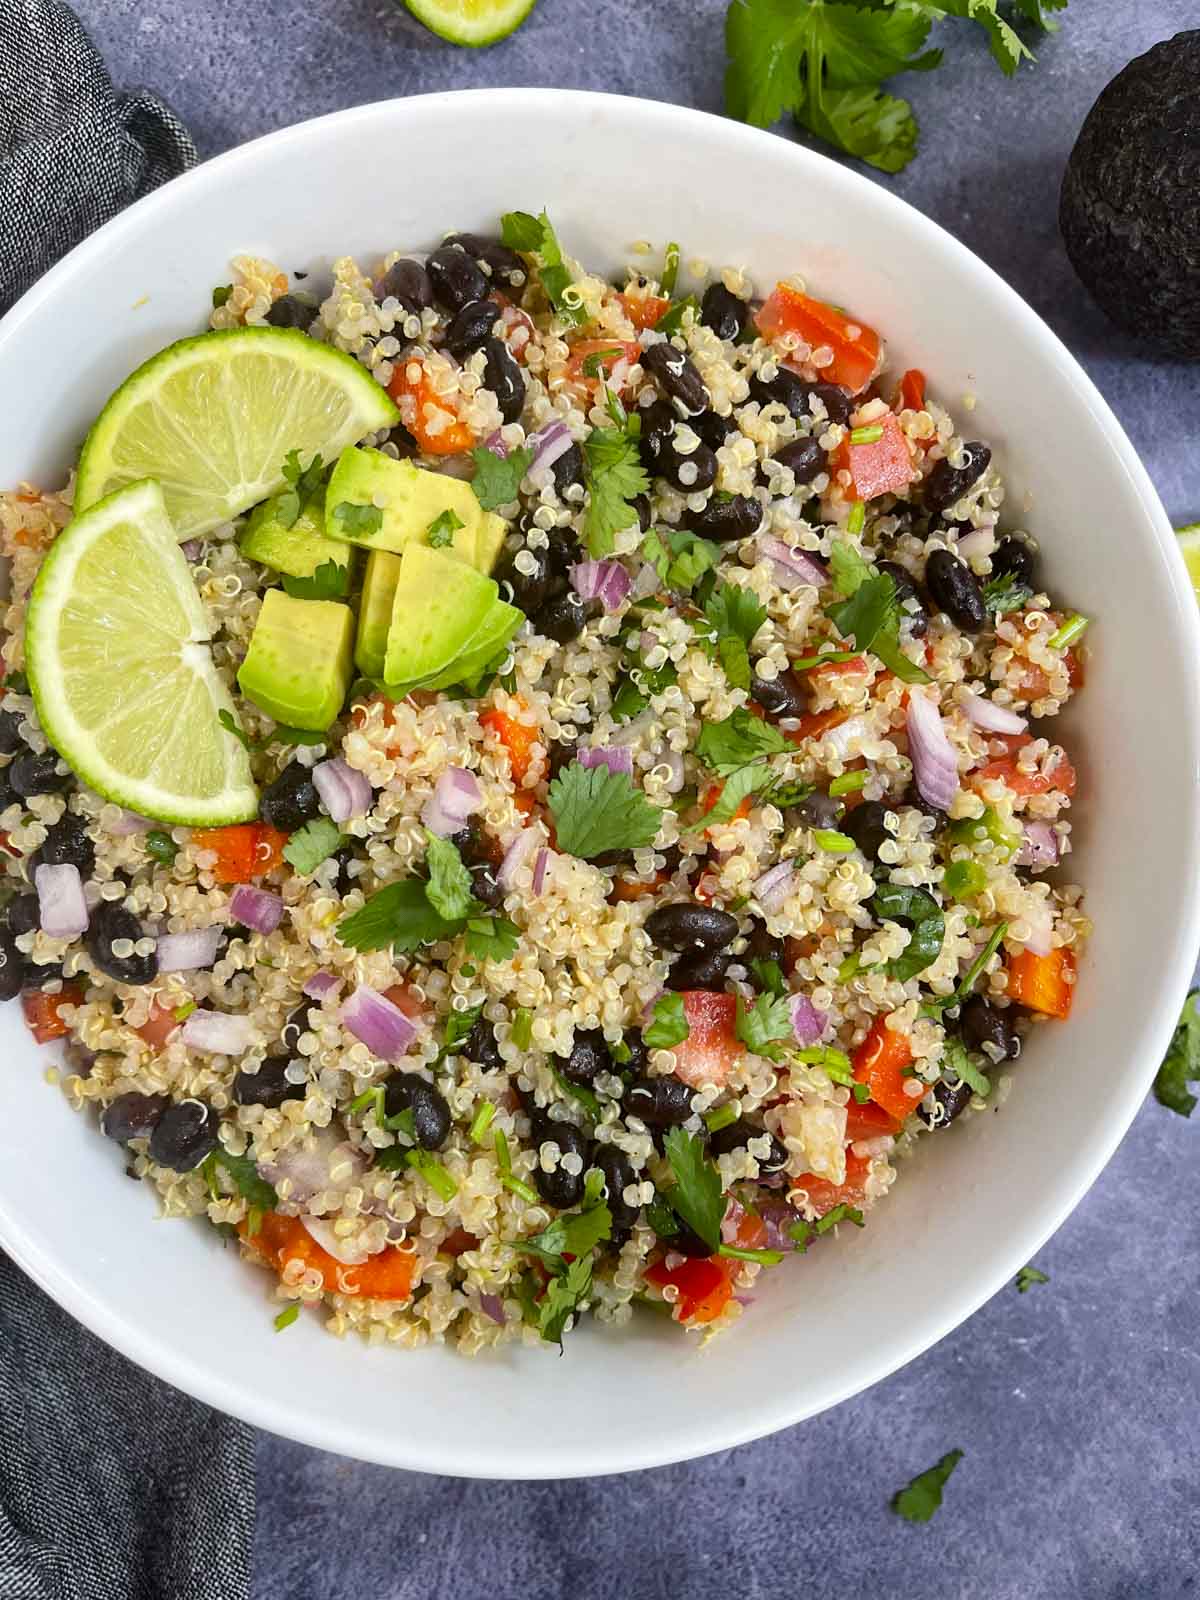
(74, 327), (399, 539)
(403, 0), (537, 47)
(1177, 523), (1200, 605)
(25, 479), (258, 826)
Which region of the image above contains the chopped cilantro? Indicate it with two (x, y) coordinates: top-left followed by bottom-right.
(641, 526), (720, 593)
(1015, 1265), (1049, 1294)
(644, 992), (690, 1050)
(424, 830), (476, 922)
(145, 830), (177, 866)
(1154, 989), (1200, 1117)
(499, 210), (585, 324)
(655, 294), (699, 337)
(551, 1066), (601, 1121)
(735, 992), (794, 1061)
(537, 1251), (595, 1345)
(923, 922), (1009, 1016)
(464, 915), (520, 964)
(283, 816), (343, 875)
(281, 559), (348, 600)
(941, 1037), (990, 1099)
(692, 762), (774, 829)
(511, 1201), (612, 1270)
(443, 1004), (484, 1055)
(814, 1203), (864, 1234)
(277, 450), (326, 529)
(470, 444), (535, 510)
(202, 1146), (278, 1211)
(547, 760), (661, 860)
(981, 573), (1032, 614)
(704, 581), (767, 691)
(747, 957), (787, 999)
(794, 1045), (853, 1083)
(695, 708), (789, 775)
(582, 418), (651, 558)
(426, 509), (464, 549)
(217, 708), (259, 751)
(330, 501), (382, 537)
(212, 285), (233, 308)
(661, 241), (681, 296)
(891, 1449), (964, 1523)
(337, 878), (463, 953)
(871, 884), (945, 982)
(662, 1127), (726, 1251)
(829, 540), (873, 597)
(645, 1196), (681, 1238)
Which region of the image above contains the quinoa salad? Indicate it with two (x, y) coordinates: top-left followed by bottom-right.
(0, 215), (1090, 1352)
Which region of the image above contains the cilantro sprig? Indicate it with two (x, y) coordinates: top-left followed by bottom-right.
(282, 816), (343, 875)
(547, 760), (662, 861)
(337, 834), (519, 963)
(826, 542), (930, 685)
(582, 412), (651, 558)
(470, 444), (535, 511)
(891, 1448), (964, 1523)
(703, 581), (767, 691)
(500, 210), (586, 325)
(642, 527), (721, 594)
(644, 993), (690, 1049)
(1153, 989), (1200, 1118)
(1015, 1264), (1049, 1293)
(276, 450), (326, 530)
(662, 1128), (727, 1251)
(735, 992), (795, 1061)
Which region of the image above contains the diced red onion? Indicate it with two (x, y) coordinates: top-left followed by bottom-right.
(35, 863), (89, 939)
(482, 429), (508, 459)
(906, 691), (959, 811)
(303, 969), (341, 1000)
(109, 808), (153, 836)
(734, 1294), (757, 1308)
(1017, 822), (1059, 869)
(753, 861), (795, 914)
(789, 994), (827, 1046)
(229, 883), (284, 936)
(578, 745), (634, 777)
(259, 1128), (366, 1208)
(180, 539), (204, 562)
(631, 560), (661, 600)
(182, 1009), (255, 1054)
(156, 926), (222, 974)
(531, 848), (549, 896)
(341, 985), (420, 1062)
(640, 988), (664, 1026)
(497, 827), (539, 889)
(757, 1198), (803, 1252)
(570, 558), (632, 613)
(721, 1196), (750, 1245)
(479, 1292), (506, 1325)
(301, 1217), (368, 1265)
(960, 690), (1027, 737)
(420, 766), (482, 837)
(757, 536), (829, 590)
(313, 758), (373, 825)
(528, 421), (573, 473)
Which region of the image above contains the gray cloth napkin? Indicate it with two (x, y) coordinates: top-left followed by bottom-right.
(0, 6), (254, 1597)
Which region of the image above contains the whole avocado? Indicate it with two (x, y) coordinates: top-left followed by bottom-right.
(1059, 31), (1200, 359)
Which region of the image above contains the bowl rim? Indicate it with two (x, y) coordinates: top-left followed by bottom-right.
(2, 86), (1198, 1479)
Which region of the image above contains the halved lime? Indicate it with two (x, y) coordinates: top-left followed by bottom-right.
(1178, 523), (1200, 605)
(403, 0), (538, 47)
(25, 479), (258, 826)
(75, 328), (399, 539)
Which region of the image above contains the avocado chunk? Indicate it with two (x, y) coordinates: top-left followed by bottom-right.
(237, 591), (354, 731)
(238, 496), (352, 591)
(325, 447), (502, 572)
(356, 549), (402, 678)
(1060, 32), (1200, 358)
(383, 545), (497, 686)
(420, 600), (524, 691)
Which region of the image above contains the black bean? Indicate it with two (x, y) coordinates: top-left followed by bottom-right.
(481, 337), (525, 425)
(772, 437), (825, 485)
(529, 1115), (589, 1208)
(638, 399), (678, 474)
(700, 282), (749, 342)
(841, 800), (892, 862)
(642, 342), (709, 414)
(548, 741), (578, 782)
(544, 528), (580, 582)
(707, 1117), (788, 1173)
(925, 549), (988, 633)
(259, 762), (323, 831)
(645, 902), (739, 952)
(0, 762), (15, 811)
(903, 784), (946, 824)
(561, 1028), (610, 1086)
(660, 443), (717, 495)
(85, 902), (158, 985)
(39, 812), (95, 876)
(670, 1218), (716, 1257)
(4, 892), (39, 937)
(993, 536), (1036, 586)
(631, 494), (652, 533)
(551, 441), (584, 497)
(923, 443), (991, 512)
(265, 294), (317, 330)
(234, 1057), (305, 1108)
(0, 709), (23, 755)
(750, 668), (807, 720)
(495, 543), (554, 615)
(666, 947), (731, 991)
(959, 995), (1021, 1061)
(804, 382), (854, 427)
(443, 233), (526, 294)
(332, 843), (361, 897)
(0, 927), (23, 1002)
(592, 1144), (641, 1230)
(469, 862), (504, 910)
(385, 1072), (452, 1151)
(443, 298), (498, 359)
(381, 258), (434, 316)
(745, 921), (785, 967)
(426, 246), (489, 313)
(148, 1100), (219, 1171)
(685, 494), (762, 543)
(790, 789), (843, 830)
(533, 589), (591, 643)
(876, 560), (929, 638)
(281, 1002), (314, 1056)
(619, 1029), (648, 1075)
(386, 423), (420, 460)
(8, 751), (70, 798)
(751, 371), (851, 426)
(918, 1078), (974, 1129)
(691, 410), (736, 453)
(626, 1076), (693, 1127)
(101, 1090), (170, 1143)
(466, 1017), (503, 1072)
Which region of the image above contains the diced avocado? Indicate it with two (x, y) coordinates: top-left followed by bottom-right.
(238, 495), (353, 589)
(325, 447), (499, 571)
(473, 512), (507, 576)
(237, 590), (354, 731)
(420, 600), (523, 691)
(383, 545), (497, 686)
(356, 549), (402, 678)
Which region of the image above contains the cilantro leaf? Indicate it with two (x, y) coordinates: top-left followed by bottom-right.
(537, 1251), (594, 1344)
(282, 559), (349, 601)
(583, 423), (651, 558)
(424, 830), (476, 922)
(204, 1146), (278, 1211)
(941, 1036), (991, 1099)
(427, 509), (463, 549)
(499, 210), (585, 325)
(1153, 989), (1200, 1118)
(871, 884), (945, 982)
(981, 573), (1033, 614)
(218, 708), (258, 751)
(718, 635), (752, 691)
(748, 957), (787, 999)
(641, 527), (720, 593)
(662, 1128), (727, 1252)
(655, 295), (699, 338)
(330, 502), (382, 537)
(512, 1203), (613, 1270)
(1009, 0), (1067, 27)
(891, 1449), (964, 1523)
(704, 581), (767, 647)
(277, 450), (326, 529)
(547, 760), (662, 861)
(828, 573), (896, 652)
(470, 444), (535, 511)
(212, 284), (233, 308)
(696, 708), (789, 776)
(644, 993), (690, 1050)
(552, 1066), (601, 1121)
(282, 816), (343, 875)
(735, 992), (795, 1061)
(799, 83), (921, 176)
(692, 762), (775, 829)
(897, 0), (1029, 77)
(443, 1005), (484, 1056)
(337, 879), (463, 953)
(829, 540), (875, 597)
(463, 915), (520, 964)
(1015, 1265), (1050, 1293)
(872, 625), (931, 685)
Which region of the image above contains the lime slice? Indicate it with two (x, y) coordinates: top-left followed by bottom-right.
(25, 479), (258, 826)
(75, 328), (399, 539)
(1178, 523), (1200, 605)
(403, 0), (537, 46)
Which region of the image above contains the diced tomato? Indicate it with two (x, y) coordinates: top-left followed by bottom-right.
(610, 870), (670, 902)
(1007, 946), (1076, 1019)
(0, 830), (18, 858)
(791, 1151), (872, 1218)
(135, 1000), (182, 1049)
(808, 654), (867, 679)
(724, 1201), (768, 1251)
(893, 368), (926, 413)
(512, 789), (538, 821)
(384, 982), (432, 1026)
(844, 1097), (901, 1141)
(479, 703), (539, 785)
(191, 823), (288, 884)
(756, 285), (881, 393)
(387, 360), (473, 455)
(439, 1227), (480, 1257)
(851, 1015), (917, 1123)
(565, 338), (643, 390)
(244, 1212), (417, 1301)
(1013, 648), (1085, 702)
(787, 707), (851, 745)
(672, 991), (739, 1089)
(21, 984), (84, 1044)
(973, 740), (1077, 799)
(644, 1254), (734, 1326)
(699, 779), (752, 826)
(833, 413), (914, 501)
(619, 293), (670, 331)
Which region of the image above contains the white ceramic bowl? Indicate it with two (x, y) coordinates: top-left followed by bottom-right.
(1, 91), (1197, 1480)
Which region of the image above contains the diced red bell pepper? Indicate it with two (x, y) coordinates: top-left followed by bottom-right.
(565, 338), (643, 390)
(698, 779), (752, 827)
(479, 703), (539, 785)
(191, 823), (288, 884)
(384, 982), (432, 1027)
(645, 1254), (734, 1325)
(893, 368), (926, 412)
(21, 984), (84, 1044)
(787, 707), (851, 745)
(844, 1097), (902, 1141)
(610, 870), (670, 902)
(439, 1227), (480, 1257)
(1007, 947), (1076, 1019)
(791, 1150), (872, 1218)
(973, 738), (1077, 799)
(387, 360), (473, 455)
(807, 654), (867, 679)
(756, 285), (881, 393)
(851, 1015), (917, 1123)
(833, 413), (914, 501)
(618, 293), (670, 331)
(672, 991), (739, 1089)
(135, 1000), (182, 1049)
(244, 1212), (417, 1301)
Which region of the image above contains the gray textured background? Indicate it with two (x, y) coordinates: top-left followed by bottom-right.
(72, 3), (1200, 1596)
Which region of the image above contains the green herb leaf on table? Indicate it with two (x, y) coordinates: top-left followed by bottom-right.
(644, 993), (691, 1050)
(424, 830), (477, 922)
(735, 992), (795, 1061)
(463, 915), (520, 964)
(1153, 988), (1200, 1118)
(547, 760), (662, 861)
(1015, 1264), (1050, 1293)
(281, 559), (348, 601)
(470, 444), (535, 511)
(499, 210), (586, 326)
(282, 816), (343, 875)
(426, 509), (463, 549)
(582, 421), (651, 558)
(337, 879), (463, 954)
(695, 708), (789, 775)
(891, 1448), (965, 1523)
(662, 1127), (727, 1252)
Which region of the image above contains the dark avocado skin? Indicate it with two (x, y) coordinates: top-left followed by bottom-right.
(1059, 30), (1200, 359)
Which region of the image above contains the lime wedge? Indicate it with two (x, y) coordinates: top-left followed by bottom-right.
(403, 0), (537, 46)
(75, 328), (399, 539)
(25, 480), (258, 826)
(1178, 523), (1200, 605)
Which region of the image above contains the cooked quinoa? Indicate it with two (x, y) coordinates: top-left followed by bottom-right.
(0, 219), (1090, 1352)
